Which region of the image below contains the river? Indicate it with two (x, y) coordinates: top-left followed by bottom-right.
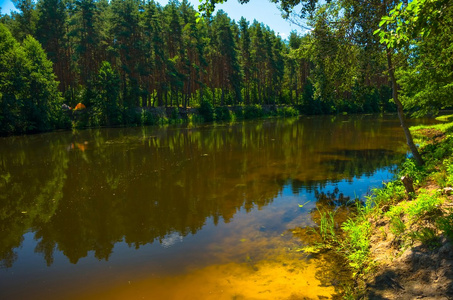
(0, 114), (426, 299)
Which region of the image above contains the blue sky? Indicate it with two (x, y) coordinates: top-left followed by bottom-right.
(155, 0), (301, 39)
(0, 0), (15, 14)
(0, 0), (305, 39)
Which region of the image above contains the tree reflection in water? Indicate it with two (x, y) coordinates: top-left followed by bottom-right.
(0, 115), (409, 270)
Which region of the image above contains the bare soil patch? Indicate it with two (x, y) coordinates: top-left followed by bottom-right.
(364, 190), (453, 299)
(414, 128), (446, 144)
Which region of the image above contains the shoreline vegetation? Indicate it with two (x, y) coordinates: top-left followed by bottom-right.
(304, 114), (453, 299)
(67, 103), (301, 130)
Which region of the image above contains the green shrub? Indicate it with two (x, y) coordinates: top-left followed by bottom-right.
(188, 113), (204, 124)
(198, 99), (214, 122)
(276, 106), (299, 117)
(168, 107), (180, 123)
(215, 106), (231, 121)
(122, 107), (140, 125)
(140, 109), (158, 125)
(400, 159), (426, 185)
(243, 104), (264, 119)
(233, 107), (244, 120)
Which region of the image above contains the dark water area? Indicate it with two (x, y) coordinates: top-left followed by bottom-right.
(0, 114), (436, 299)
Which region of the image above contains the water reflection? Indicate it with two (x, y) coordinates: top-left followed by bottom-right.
(0, 115), (418, 298)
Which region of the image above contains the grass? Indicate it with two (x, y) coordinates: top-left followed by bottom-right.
(436, 114), (453, 122)
(340, 217), (371, 276)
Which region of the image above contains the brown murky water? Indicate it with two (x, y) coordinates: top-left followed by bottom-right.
(0, 115), (427, 299)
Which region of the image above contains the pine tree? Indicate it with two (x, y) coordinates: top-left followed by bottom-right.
(11, 0), (38, 41)
(238, 17), (251, 104)
(110, 0), (143, 108)
(36, 0), (71, 93)
(70, 0), (100, 86)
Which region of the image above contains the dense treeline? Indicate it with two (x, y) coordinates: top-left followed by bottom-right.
(0, 0), (396, 135)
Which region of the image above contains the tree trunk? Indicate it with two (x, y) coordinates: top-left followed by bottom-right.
(401, 175), (415, 199)
(386, 47), (424, 166)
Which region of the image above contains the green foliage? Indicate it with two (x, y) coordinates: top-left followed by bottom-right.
(2, 0), (406, 134)
(243, 104), (264, 120)
(311, 207), (372, 278)
(214, 106), (231, 121)
(389, 215), (407, 238)
(409, 227), (440, 247)
(276, 106), (299, 117)
(140, 109), (158, 126)
(375, 0), (447, 48)
(382, 187), (443, 249)
(400, 159), (426, 186)
(372, 181), (406, 206)
(318, 210), (338, 245)
(198, 99), (214, 122)
(385, 189), (442, 228)
(232, 107), (244, 120)
(94, 61), (122, 126)
(437, 210), (453, 240)
(446, 159), (453, 186)
(385, 204), (407, 239)
(187, 113), (204, 124)
(436, 114), (453, 122)
(375, 0), (453, 116)
(168, 107), (181, 123)
(407, 190), (442, 220)
(0, 23), (63, 135)
(341, 218), (371, 273)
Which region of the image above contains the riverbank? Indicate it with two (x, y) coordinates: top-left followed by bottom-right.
(361, 115), (453, 299)
(307, 115), (453, 299)
(361, 116), (453, 299)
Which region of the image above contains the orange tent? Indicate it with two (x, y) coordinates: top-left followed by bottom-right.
(74, 103), (86, 110)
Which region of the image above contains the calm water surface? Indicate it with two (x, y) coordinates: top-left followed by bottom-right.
(0, 115), (428, 299)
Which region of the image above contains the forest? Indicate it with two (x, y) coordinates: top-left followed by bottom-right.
(0, 0), (451, 135)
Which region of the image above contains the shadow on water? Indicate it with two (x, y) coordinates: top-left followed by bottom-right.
(0, 114), (433, 299)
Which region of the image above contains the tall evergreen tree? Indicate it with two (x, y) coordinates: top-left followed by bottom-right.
(70, 0), (100, 86)
(212, 11), (242, 105)
(110, 0), (142, 108)
(11, 0), (38, 41)
(238, 17), (251, 104)
(36, 0), (71, 93)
